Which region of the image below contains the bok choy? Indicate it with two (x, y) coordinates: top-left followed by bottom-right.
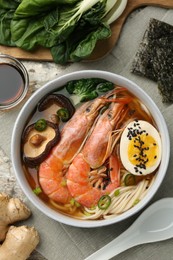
(0, 0), (127, 64)
(66, 78), (114, 102)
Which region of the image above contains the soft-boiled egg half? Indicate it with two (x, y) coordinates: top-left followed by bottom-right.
(120, 120), (162, 175)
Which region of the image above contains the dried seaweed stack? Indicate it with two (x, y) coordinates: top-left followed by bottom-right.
(131, 18), (173, 103)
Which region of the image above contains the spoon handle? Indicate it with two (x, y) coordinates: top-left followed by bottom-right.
(85, 228), (140, 260)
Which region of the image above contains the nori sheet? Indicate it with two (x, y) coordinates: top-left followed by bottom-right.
(158, 76), (173, 103)
(131, 18), (173, 102)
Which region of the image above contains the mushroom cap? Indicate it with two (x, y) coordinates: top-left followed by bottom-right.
(38, 93), (75, 118)
(22, 121), (60, 167)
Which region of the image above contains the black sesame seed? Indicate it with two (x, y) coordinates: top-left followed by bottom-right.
(134, 167), (138, 172)
(134, 145), (140, 148)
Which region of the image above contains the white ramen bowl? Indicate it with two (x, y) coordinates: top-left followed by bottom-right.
(11, 70), (170, 228)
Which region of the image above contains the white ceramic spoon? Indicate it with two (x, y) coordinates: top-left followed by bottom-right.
(85, 198), (173, 260)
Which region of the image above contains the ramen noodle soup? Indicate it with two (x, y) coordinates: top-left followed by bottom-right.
(21, 82), (161, 220)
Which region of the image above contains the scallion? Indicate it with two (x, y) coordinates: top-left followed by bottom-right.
(33, 187), (42, 195)
(98, 195), (111, 210)
(124, 173), (136, 186)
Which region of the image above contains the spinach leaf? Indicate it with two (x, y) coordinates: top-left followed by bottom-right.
(70, 24), (111, 61)
(11, 0), (77, 50)
(51, 23), (111, 64)
(43, 9), (60, 31)
(0, 10), (16, 46)
(0, 0), (20, 46)
(11, 9), (59, 50)
(51, 44), (70, 65)
(46, 5), (80, 43)
(0, 0), (21, 10)
(14, 0), (78, 18)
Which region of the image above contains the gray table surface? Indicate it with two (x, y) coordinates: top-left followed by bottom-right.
(1, 5), (173, 260)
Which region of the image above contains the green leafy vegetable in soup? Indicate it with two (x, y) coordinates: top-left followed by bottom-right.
(66, 78), (114, 102)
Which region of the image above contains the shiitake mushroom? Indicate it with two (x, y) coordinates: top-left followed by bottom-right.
(22, 121), (60, 167)
(37, 93), (75, 119)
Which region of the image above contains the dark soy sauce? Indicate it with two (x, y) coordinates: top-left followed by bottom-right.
(0, 63), (24, 105)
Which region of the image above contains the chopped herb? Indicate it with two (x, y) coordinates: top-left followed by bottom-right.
(84, 211), (91, 216)
(61, 180), (67, 187)
(70, 198), (75, 206)
(124, 174), (136, 186)
(75, 201), (81, 208)
(114, 189), (120, 196)
(133, 199), (140, 205)
(33, 187), (42, 195)
(98, 195), (111, 210)
(90, 205), (96, 210)
(70, 198), (81, 207)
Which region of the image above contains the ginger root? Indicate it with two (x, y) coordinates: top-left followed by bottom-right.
(0, 193), (40, 260)
(0, 193), (31, 241)
(0, 226), (39, 260)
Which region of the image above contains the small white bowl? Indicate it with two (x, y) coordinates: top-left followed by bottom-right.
(11, 70), (170, 228)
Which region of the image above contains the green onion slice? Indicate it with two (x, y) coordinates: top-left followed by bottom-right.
(133, 199), (140, 205)
(34, 119), (47, 131)
(33, 187), (42, 195)
(70, 198), (81, 207)
(98, 195), (111, 210)
(114, 189), (120, 196)
(124, 173), (136, 186)
(57, 108), (70, 122)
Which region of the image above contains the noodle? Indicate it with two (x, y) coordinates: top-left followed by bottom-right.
(82, 176), (155, 220)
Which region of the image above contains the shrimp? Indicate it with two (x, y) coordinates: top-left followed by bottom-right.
(39, 89), (119, 204)
(67, 96), (131, 208)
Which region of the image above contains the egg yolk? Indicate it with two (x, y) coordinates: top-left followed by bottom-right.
(128, 133), (159, 168)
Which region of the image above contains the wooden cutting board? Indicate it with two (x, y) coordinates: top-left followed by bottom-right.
(0, 0), (173, 62)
